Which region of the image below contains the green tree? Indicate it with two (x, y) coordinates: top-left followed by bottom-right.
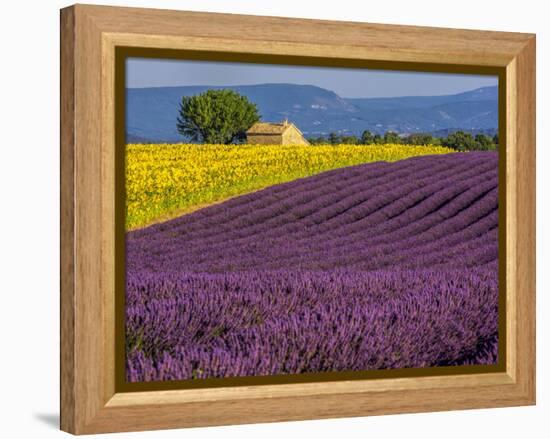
(475, 134), (497, 151)
(361, 130), (374, 144)
(177, 89), (260, 144)
(493, 133), (499, 145)
(307, 136), (326, 145)
(405, 133), (434, 145)
(341, 135), (359, 144)
(373, 134), (383, 144)
(441, 131), (476, 151)
(328, 132), (341, 145)
(384, 131), (402, 144)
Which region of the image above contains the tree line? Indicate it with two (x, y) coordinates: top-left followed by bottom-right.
(307, 130), (498, 151)
(176, 89), (499, 151)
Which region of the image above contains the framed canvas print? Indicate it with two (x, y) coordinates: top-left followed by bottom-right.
(60, 4), (536, 435)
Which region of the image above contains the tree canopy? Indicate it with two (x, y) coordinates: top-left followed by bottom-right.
(383, 131), (402, 144)
(177, 89), (260, 144)
(307, 129), (497, 151)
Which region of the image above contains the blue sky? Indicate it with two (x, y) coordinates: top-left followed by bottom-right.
(126, 58), (498, 99)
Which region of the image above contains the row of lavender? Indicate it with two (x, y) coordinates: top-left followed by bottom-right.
(128, 152), (498, 272)
(126, 269), (498, 381)
(126, 152), (499, 381)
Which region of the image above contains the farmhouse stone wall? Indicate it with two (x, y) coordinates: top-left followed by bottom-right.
(247, 134), (284, 145)
(246, 121), (309, 145)
(283, 126), (310, 145)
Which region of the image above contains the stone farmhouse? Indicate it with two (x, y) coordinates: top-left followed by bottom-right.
(246, 120), (310, 145)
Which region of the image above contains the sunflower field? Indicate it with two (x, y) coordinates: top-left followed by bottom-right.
(126, 143), (454, 229)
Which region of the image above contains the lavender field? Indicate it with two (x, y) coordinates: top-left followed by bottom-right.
(126, 152), (499, 382)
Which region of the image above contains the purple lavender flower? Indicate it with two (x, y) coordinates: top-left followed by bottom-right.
(126, 152), (499, 382)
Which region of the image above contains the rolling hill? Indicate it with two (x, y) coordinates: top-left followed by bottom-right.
(126, 84), (498, 143)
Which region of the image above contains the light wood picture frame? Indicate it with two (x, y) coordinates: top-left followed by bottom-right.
(60, 4), (536, 435)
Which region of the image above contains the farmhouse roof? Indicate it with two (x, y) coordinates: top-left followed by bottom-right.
(246, 120), (302, 135)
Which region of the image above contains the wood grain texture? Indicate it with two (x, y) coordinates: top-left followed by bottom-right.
(100, 19), (117, 409)
(512, 37), (536, 399)
(505, 56), (518, 381)
(60, 4), (536, 434)
(82, 4), (530, 66)
(60, 6), (75, 433)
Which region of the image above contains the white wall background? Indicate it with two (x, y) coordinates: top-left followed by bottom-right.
(0, 0), (546, 437)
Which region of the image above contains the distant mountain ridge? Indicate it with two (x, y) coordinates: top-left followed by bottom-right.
(126, 83), (498, 143)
